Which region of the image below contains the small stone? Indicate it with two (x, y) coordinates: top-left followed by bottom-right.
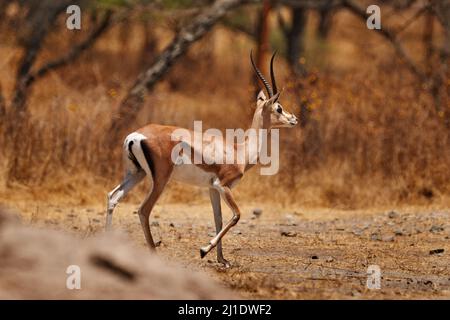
(281, 231), (297, 237)
(151, 221), (159, 227)
(207, 232), (215, 237)
(252, 208), (263, 218)
(394, 230), (404, 236)
(388, 211), (399, 219)
(430, 225), (444, 233)
(311, 255), (319, 260)
(234, 230), (242, 235)
(169, 222), (175, 228)
(325, 256), (334, 262)
(429, 248), (444, 255)
(382, 235), (395, 242)
(370, 233), (381, 241)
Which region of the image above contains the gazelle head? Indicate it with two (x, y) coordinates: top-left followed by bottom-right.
(251, 51), (298, 128)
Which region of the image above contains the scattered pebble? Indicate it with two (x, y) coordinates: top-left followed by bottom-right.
(430, 225), (444, 233)
(281, 231), (297, 237)
(429, 248), (444, 255)
(252, 208), (262, 218)
(151, 221), (159, 227)
(169, 222), (175, 228)
(370, 233), (381, 241)
(325, 256), (334, 263)
(311, 255), (319, 260)
(394, 230), (404, 236)
(388, 211), (399, 219)
(382, 235), (395, 242)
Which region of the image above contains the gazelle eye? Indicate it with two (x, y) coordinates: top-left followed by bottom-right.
(276, 106), (282, 113)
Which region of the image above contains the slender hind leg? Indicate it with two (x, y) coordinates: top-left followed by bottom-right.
(209, 188), (230, 267)
(138, 169), (172, 250)
(200, 183), (241, 259)
(106, 170), (145, 231)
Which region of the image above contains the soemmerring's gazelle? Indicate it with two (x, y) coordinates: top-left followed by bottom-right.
(106, 51), (298, 267)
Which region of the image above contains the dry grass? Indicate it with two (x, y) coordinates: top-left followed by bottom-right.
(0, 9), (449, 209)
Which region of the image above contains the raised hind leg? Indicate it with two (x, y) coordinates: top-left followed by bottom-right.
(106, 170), (145, 231)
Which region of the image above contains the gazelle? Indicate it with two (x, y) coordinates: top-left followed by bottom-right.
(106, 51), (298, 267)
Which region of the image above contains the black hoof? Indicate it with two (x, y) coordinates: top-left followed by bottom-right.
(200, 248), (208, 259)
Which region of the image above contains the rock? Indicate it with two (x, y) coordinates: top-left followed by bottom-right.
(234, 230), (242, 235)
(311, 255), (319, 260)
(429, 248), (444, 255)
(151, 221), (159, 227)
(281, 231), (297, 237)
(388, 211), (399, 219)
(370, 233), (381, 241)
(394, 230), (404, 236)
(169, 222), (175, 228)
(382, 235), (395, 242)
(0, 208), (233, 299)
(252, 208), (262, 218)
(325, 256), (334, 263)
(285, 214), (294, 220)
(207, 232), (215, 237)
(430, 225), (444, 233)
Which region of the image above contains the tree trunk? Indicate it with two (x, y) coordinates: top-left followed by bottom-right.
(10, 0), (75, 114)
(286, 7), (307, 76)
(255, 0), (271, 76)
(317, 5), (333, 39)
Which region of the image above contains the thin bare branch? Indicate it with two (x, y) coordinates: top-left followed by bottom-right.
(31, 10), (112, 81)
(342, 0), (427, 81)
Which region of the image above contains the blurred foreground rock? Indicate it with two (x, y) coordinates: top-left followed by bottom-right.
(0, 206), (234, 299)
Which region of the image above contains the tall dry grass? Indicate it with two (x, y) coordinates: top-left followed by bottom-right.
(0, 10), (449, 209)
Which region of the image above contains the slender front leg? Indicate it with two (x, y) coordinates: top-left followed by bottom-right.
(209, 188), (229, 267)
(201, 185), (240, 259)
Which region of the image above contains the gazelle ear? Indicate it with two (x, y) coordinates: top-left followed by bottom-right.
(257, 90), (267, 102)
(265, 92), (280, 105)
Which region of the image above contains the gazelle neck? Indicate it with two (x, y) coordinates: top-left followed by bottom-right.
(244, 106), (271, 171)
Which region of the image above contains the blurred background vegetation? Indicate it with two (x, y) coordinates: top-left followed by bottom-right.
(0, 0), (449, 208)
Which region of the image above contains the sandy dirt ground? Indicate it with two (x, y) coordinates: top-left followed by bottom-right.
(3, 198), (450, 299)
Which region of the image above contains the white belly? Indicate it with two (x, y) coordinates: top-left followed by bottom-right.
(171, 164), (216, 187)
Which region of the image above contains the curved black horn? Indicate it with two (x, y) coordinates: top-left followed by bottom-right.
(270, 51), (278, 95)
(250, 50), (273, 97)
